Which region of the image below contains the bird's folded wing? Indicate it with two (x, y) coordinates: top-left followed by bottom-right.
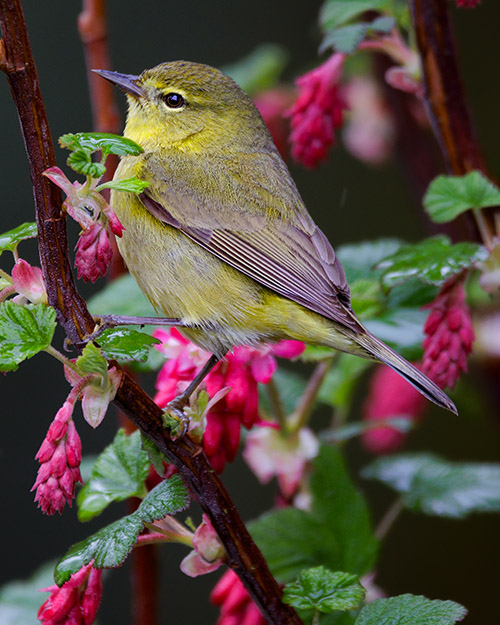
(138, 153), (361, 331)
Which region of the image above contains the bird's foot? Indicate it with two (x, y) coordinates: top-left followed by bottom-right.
(163, 397), (190, 439)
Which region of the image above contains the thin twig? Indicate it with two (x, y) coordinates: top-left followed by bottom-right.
(0, 3), (302, 623)
(267, 377), (287, 428)
(289, 360), (330, 434)
(375, 498), (404, 541)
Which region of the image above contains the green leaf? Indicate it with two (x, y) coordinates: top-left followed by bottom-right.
(67, 149), (106, 178)
(323, 417), (413, 443)
(349, 279), (384, 319)
(56, 474), (189, 584)
(320, 22), (370, 54)
(259, 367), (307, 417)
(284, 567), (365, 614)
(377, 236), (488, 289)
(424, 171), (500, 224)
(135, 474), (190, 523)
(0, 222), (37, 255)
(311, 446), (378, 575)
(77, 429), (150, 521)
(320, 0), (386, 31)
(337, 239), (403, 284)
(141, 432), (170, 477)
(355, 594), (467, 625)
(0, 302), (56, 372)
(318, 354), (371, 409)
(369, 15), (396, 33)
(76, 342), (108, 379)
(362, 453), (500, 518)
(250, 445), (378, 581)
(0, 560), (56, 625)
(60, 132), (143, 157)
(363, 308), (427, 360)
(96, 177), (150, 194)
(223, 44), (288, 95)
(97, 328), (161, 363)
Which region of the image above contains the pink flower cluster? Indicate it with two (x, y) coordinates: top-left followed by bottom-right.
(456, 0), (480, 7)
(362, 365), (426, 454)
(38, 562), (102, 625)
(422, 280), (474, 390)
(44, 166), (124, 283)
(285, 53), (346, 168)
(211, 570), (265, 625)
(32, 394), (82, 515)
(154, 329), (304, 472)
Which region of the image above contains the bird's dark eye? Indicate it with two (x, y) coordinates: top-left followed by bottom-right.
(162, 92), (184, 108)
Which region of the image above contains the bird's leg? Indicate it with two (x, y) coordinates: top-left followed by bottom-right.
(165, 353), (223, 438)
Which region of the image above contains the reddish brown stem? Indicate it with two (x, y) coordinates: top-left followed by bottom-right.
(0, 2), (302, 624)
(410, 0), (496, 242)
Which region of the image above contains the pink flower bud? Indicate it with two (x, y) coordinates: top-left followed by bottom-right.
(102, 203), (125, 237)
(180, 514), (225, 577)
(75, 221), (113, 283)
(285, 53), (346, 168)
(11, 259), (48, 304)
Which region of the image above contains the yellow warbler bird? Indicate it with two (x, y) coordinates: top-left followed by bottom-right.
(94, 62), (456, 416)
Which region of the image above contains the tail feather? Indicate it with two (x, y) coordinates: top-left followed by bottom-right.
(353, 331), (458, 415)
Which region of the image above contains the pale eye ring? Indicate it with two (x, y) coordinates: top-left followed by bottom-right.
(163, 92), (184, 108)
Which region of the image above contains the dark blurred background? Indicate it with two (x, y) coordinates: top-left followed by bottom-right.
(1, 1), (500, 624)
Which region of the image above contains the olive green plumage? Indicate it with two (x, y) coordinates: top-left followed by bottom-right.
(103, 60), (456, 414)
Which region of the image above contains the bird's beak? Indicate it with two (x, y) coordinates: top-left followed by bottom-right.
(92, 69), (145, 98)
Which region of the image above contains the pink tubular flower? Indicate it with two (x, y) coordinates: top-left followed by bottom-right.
(154, 329), (305, 472)
(285, 53), (346, 168)
(362, 365), (426, 454)
(243, 424), (318, 498)
(422, 280), (474, 390)
(38, 562), (102, 625)
(32, 393), (83, 515)
(75, 221), (113, 283)
(180, 514), (225, 577)
(211, 570), (265, 625)
(11, 259), (48, 304)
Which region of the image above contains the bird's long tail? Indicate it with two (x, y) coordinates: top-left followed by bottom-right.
(352, 330), (457, 415)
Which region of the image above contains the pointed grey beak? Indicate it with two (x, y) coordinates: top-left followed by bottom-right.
(92, 69), (145, 98)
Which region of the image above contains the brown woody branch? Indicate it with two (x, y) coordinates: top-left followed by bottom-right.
(410, 0), (496, 243)
(0, 2), (302, 623)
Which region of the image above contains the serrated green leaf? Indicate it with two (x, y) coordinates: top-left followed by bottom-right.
(250, 508), (343, 582)
(349, 279), (384, 319)
(369, 15), (396, 33)
(377, 236), (488, 289)
(96, 177), (150, 194)
(284, 567), (365, 614)
(355, 594), (467, 625)
(77, 429), (150, 521)
(135, 474), (190, 523)
(320, 22), (370, 54)
(57, 475), (189, 585)
(67, 149), (106, 178)
(364, 307), (426, 360)
(55, 515), (142, 585)
(337, 239), (403, 284)
(97, 328), (160, 363)
(0, 222), (37, 255)
(223, 44), (288, 95)
(89, 273), (156, 317)
(362, 453), (500, 518)
(311, 446), (378, 575)
(60, 132), (143, 157)
(320, 0), (386, 31)
(0, 302), (56, 372)
(76, 342), (108, 379)
(319, 354), (371, 409)
(424, 171), (500, 224)
(0, 560), (57, 625)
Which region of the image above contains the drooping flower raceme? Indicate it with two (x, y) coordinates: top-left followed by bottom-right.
(285, 53), (346, 168)
(362, 365), (426, 454)
(154, 328), (305, 472)
(422, 279), (474, 390)
(38, 562), (102, 625)
(211, 569), (265, 625)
